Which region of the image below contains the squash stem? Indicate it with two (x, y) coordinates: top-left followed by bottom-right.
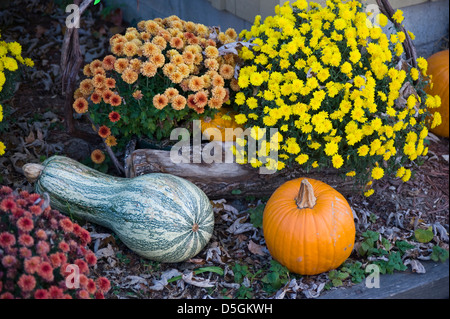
(22, 163), (45, 183)
(295, 179), (316, 209)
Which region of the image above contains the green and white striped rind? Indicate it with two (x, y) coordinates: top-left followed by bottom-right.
(35, 156), (214, 263)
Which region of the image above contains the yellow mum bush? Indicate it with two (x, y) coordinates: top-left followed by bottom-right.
(232, 0), (441, 195)
(0, 30), (34, 156)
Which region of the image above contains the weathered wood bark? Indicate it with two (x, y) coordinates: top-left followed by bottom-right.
(60, 0), (94, 133)
(125, 144), (360, 199)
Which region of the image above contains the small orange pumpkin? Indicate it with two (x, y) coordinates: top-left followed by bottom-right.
(263, 178), (355, 275)
(201, 109), (243, 142)
(425, 49), (449, 137)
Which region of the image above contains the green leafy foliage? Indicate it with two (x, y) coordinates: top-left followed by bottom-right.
(340, 261), (365, 284)
(231, 262), (263, 299)
(430, 246), (449, 263)
(261, 260), (290, 291)
(327, 269), (350, 287)
(357, 230), (382, 256)
(248, 204), (265, 229)
(373, 251), (407, 275)
(232, 263), (250, 284)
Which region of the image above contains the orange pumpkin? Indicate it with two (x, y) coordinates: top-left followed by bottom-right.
(201, 109), (243, 142)
(425, 50), (449, 137)
(263, 178), (355, 275)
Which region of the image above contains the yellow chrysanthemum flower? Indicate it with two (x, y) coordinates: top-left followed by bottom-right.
(371, 167), (384, 180)
(392, 10), (404, 24)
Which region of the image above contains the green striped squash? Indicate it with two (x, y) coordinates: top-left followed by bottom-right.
(28, 156), (214, 263)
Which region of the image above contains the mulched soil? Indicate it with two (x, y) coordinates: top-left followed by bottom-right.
(0, 0), (448, 299)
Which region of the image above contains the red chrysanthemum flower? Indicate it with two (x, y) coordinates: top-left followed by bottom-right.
(29, 205), (42, 216)
(17, 274), (36, 292)
(34, 289), (50, 299)
(19, 190), (30, 198)
(11, 207), (24, 219)
(75, 259), (89, 274)
(86, 279), (97, 295)
(34, 229), (47, 240)
(0, 292), (14, 299)
(27, 193), (40, 204)
(59, 218), (73, 233)
(49, 253), (62, 268)
(0, 232), (16, 248)
(48, 286), (64, 299)
(1, 190), (111, 299)
(108, 111), (121, 123)
(58, 252), (67, 265)
(98, 125), (111, 138)
(96, 277), (111, 293)
(20, 247), (32, 259)
(16, 216), (34, 232)
(24, 256), (41, 274)
(37, 262), (54, 282)
(85, 252), (97, 266)
(72, 223), (82, 236)
(58, 241), (70, 252)
(1, 198), (17, 212)
(18, 234), (34, 247)
(78, 289), (90, 299)
(79, 274), (89, 288)
(36, 240), (50, 256)
(95, 291), (105, 299)
(2, 255), (17, 268)
(0, 186), (13, 195)
(16, 198), (27, 207)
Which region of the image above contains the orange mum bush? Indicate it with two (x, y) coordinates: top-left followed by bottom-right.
(74, 15), (240, 146)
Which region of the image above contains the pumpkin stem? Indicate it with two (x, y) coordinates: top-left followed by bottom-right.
(295, 179), (317, 209)
(22, 163), (45, 183)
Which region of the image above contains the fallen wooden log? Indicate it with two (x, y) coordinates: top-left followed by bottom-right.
(124, 142), (360, 199)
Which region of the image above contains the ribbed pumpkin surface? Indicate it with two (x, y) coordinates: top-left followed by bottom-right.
(263, 178), (355, 275)
(201, 109), (243, 142)
(425, 49), (449, 137)
(35, 156), (214, 263)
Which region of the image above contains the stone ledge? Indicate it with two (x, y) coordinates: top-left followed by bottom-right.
(319, 260), (449, 299)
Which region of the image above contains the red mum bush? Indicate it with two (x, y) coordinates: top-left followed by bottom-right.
(0, 186), (110, 299)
